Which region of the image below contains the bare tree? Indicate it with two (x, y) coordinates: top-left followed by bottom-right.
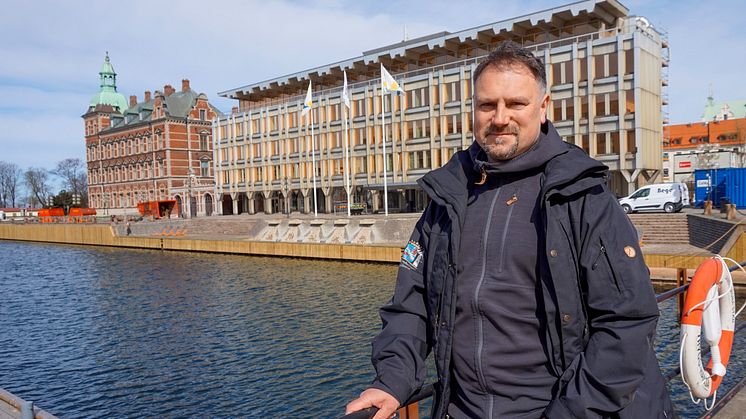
(52, 158), (88, 200)
(0, 161), (22, 207)
(24, 167), (51, 207)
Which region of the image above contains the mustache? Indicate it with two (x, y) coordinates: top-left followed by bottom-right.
(484, 125), (519, 136)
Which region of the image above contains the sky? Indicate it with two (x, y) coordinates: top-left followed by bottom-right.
(1, 0), (744, 171)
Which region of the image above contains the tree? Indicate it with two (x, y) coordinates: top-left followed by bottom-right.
(52, 158), (88, 206)
(0, 161), (22, 207)
(24, 167), (51, 207)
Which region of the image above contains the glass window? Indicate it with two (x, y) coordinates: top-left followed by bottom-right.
(625, 49), (634, 75)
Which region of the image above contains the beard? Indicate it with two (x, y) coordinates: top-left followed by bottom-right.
(479, 124), (520, 161)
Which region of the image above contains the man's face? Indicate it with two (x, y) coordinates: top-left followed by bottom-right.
(473, 64), (550, 162)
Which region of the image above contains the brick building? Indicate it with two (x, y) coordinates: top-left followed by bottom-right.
(83, 53), (221, 217)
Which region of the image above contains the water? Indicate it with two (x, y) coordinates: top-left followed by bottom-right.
(0, 241), (743, 418)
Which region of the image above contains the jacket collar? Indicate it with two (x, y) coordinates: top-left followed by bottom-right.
(418, 121), (608, 212)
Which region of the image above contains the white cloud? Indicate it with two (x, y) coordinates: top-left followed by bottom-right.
(1, 0), (745, 171)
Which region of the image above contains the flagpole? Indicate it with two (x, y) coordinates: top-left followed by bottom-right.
(343, 103), (351, 217)
(311, 106), (318, 217)
(381, 86), (389, 216)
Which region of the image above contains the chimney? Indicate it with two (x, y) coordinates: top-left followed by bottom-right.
(129, 95), (137, 107)
(164, 85), (175, 96)
(144, 90), (152, 102)
(231, 106), (239, 114)
(182, 79), (190, 92)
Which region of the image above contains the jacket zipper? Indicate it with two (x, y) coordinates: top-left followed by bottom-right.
(473, 187), (501, 393)
(498, 194), (516, 273)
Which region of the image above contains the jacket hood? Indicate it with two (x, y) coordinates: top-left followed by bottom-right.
(418, 121), (608, 208)
(468, 121), (568, 176)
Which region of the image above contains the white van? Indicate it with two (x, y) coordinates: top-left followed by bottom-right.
(618, 183), (688, 214)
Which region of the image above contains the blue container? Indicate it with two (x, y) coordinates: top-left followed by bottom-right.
(694, 167), (746, 208)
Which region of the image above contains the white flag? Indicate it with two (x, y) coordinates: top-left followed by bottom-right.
(381, 64), (403, 95)
(342, 71), (350, 109)
(301, 81), (313, 116)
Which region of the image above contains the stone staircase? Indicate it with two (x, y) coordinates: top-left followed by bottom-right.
(628, 213), (690, 245)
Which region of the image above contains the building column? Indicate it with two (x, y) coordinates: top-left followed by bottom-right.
(303, 192), (311, 214)
(232, 193), (239, 215)
(371, 190), (381, 213)
(248, 195), (256, 214)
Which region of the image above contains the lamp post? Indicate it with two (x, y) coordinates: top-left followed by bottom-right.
(187, 168), (197, 218)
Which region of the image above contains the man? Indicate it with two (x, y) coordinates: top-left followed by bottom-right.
(346, 41), (673, 418)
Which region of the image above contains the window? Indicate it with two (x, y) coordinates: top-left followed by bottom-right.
(200, 133), (208, 150)
(444, 81), (461, 102)
(631, 188), (650, 199)
(579, 57), (588, 82)
(408, 150), (431, 170)
(594, 55), (605, 79)
(608, 52), (618, 77)
(407, 87), (429, 108)
(609, 92), (619, 115)
(581, 96), (589, 119)
(596, 133), (607, 155)
(627, 130), (637, 154)
(596, 95), (607, 116)
(625, 49), (634, 75)
(199, 109), (206, 121)
(625, 90), (635, 114)
(201, 160), (209, 177)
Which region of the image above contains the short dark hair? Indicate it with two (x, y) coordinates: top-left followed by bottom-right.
(473, 41), (546, 93)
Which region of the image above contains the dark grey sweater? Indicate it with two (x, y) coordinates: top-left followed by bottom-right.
(448, 132), (568, 418)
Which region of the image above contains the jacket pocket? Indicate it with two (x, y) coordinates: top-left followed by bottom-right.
(427, 233), (449, 333)
(591, 228), (646, 296)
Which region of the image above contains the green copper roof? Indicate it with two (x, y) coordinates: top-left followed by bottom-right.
(89, 52), (127, 112)
(702, 97), (746, 121)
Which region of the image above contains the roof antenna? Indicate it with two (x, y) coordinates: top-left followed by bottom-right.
(403, 24), (408, 42)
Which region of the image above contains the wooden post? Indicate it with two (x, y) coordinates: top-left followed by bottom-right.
(727, 203), (737, 220)
(398, 401), (419, 419)
(704, 200), (713, 216)
(676, 267), (686, 318)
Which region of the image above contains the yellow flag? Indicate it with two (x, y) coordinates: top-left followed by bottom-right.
(381, 64), (403, 95)
(301, 81), (313, 116)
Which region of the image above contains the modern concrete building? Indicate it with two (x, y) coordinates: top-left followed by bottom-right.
(215, 0), (667, 215)
(83, 54), (222, 217)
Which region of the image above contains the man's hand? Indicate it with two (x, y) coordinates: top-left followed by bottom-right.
(345, 388), (400, 419)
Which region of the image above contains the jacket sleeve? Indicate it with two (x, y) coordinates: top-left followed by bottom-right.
(545, 185), (661, 418)
(369, 204), (436, 405)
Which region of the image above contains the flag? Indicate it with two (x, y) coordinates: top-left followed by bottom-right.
(342, 71), (350, 109)
(301, 81), (313, 116)
(381, 64), (403, 95)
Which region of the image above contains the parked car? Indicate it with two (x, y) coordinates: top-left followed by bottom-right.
(618, 183), (688, 214)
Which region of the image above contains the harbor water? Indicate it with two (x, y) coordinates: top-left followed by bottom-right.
(0, 241), (743, 418)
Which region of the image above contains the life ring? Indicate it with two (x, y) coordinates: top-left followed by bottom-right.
(680, 256), (736, 401)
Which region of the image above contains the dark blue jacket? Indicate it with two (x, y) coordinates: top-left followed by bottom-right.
(370, 123), (674, 418)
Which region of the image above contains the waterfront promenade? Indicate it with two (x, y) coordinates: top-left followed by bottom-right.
(3, 209), (746, 281)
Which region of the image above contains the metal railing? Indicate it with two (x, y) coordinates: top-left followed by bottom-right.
(339, 261), (745, 419)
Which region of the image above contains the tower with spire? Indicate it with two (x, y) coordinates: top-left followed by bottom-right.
(83, 53), (128, 139)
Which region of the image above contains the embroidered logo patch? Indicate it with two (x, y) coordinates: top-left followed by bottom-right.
(401, 240), (423, 269)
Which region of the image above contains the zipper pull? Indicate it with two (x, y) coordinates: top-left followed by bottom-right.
(592, 245), (606, 270)
(475, 167), (487, 185)
(506, 194), (518, 206)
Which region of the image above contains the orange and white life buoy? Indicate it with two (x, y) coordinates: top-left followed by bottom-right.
(680, 256), (736, 405)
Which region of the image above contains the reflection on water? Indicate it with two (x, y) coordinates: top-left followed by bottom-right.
(0, 241), (743, 418)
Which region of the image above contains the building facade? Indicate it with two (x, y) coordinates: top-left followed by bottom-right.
(83, 54), (221, 217)
(662, 117), (746, 183)
(215, 0), (666, 215)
